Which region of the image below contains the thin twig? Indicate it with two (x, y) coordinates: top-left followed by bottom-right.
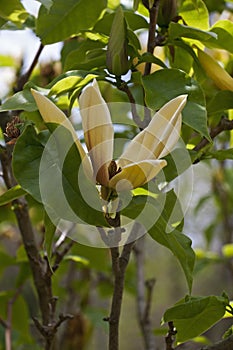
(52, 240), (74, 272)
(4, 286), (23, 350)
(193, 117), (233, 155)
(118, 82), (146, 129)
(102, 213), (136, 350)
(165, 321), (177, 350)
(133, 234), (155, 350)
(143, 0), (160, 76)
(15, 43), (44, 92)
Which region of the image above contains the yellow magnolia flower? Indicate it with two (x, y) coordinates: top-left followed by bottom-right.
(31, 81), (187, 199)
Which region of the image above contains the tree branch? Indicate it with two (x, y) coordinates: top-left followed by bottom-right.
(102, 215), (135, 350)
(118, 82), (146, 129)
(166, 321), (177, 350)
(193, 117), (233, 155)
(133, 234), (155, 350)
(14, 43), (44, 92)
(143, 0), (160, 76)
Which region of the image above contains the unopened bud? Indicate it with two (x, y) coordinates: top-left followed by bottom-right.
(158, 0), (177, 27)
(106, 7), (129, 77)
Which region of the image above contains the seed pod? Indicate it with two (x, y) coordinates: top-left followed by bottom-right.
(106, 7), (129, 77)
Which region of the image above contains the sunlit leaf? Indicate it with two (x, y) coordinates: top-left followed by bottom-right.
(0, 185), (26, 206)
(36, 0), (107, 44)
(205, 20), (233, 52)
(169, 22), (217, 42)
(49, 74), (97, 96)
(0, 0), (28, 26)
(163, 295), (228, 342)
(0, 89), (38, 112)
(179, 0), (209, 30)
(64, 254), (90, 266)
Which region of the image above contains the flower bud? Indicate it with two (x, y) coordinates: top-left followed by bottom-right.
(106, 7), (129, 77)
(158, 0), (177, 27)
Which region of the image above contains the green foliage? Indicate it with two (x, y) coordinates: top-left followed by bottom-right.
(36, 0), (107, 44)
(0, 185), (26, 206)
(142, 69), (210, 139)
(0, 0), (233, 348)
(163, 294), (228, 342)
(12, 124), (107, 227)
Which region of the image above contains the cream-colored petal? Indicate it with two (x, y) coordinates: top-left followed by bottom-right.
(79, 80), (114, 186)
(31, 89), (93, 177)
(118, 95), (187, 167)
(108, 159), (167, 191)
(31, 89), (86, 159)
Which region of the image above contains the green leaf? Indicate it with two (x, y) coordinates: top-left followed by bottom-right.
(163, 295), (227, 342)
(12, 126), (48, 202)
(36, 0), (107, 44)
(205, 20), (233, 53)
(139, 52), (167, 68)
(94, 11), (148, 36)
(179, 0), (209, 30)
(0, 55), (15, 67)
(0, 0), (28, 26)
(0, 185), (26, 206)
(13, 124), (107, 227)
(169, 45), (193, 74)
(207, 91), (233, 114)
(206, 149), (233, 161)
(49, 74), (97, 96)
(142, 69), (210, 139)
(122, 192), (194, 292)
(44, 212), (56, 260)
(169, 22), (217, 42)
(65, 49), (106, 72)
(0, 89), (38, 112)
(162, 148), (193, 183)
(64, 254), (89, 266)
(62, 39), (106, 72)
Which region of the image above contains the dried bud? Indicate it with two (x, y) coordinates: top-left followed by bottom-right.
(5, 116), (21, 140)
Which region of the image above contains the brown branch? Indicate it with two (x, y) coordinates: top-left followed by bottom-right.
(166, 321), (177, 350)
(4, 286), (23, 350)
(15, 43), (44, 92)
(118, 82), (146, 129)
(143, 0), (160, 76)
(193, 117), (233, 155)
(133, 234), (155, 350)
(102, 214), (135, 350)
(0, 143), (71, 349)
(52, 239), (74, 272)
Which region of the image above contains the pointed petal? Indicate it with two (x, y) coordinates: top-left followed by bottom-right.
(31, 89), (93, 177)
(31, 89), (86, 159)
(79, 80), (114, 186)
(118, 95), (187, 167)
(108, 159), (167, 191)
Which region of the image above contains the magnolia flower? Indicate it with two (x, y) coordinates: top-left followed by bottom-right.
(31, 81), (187, 199)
